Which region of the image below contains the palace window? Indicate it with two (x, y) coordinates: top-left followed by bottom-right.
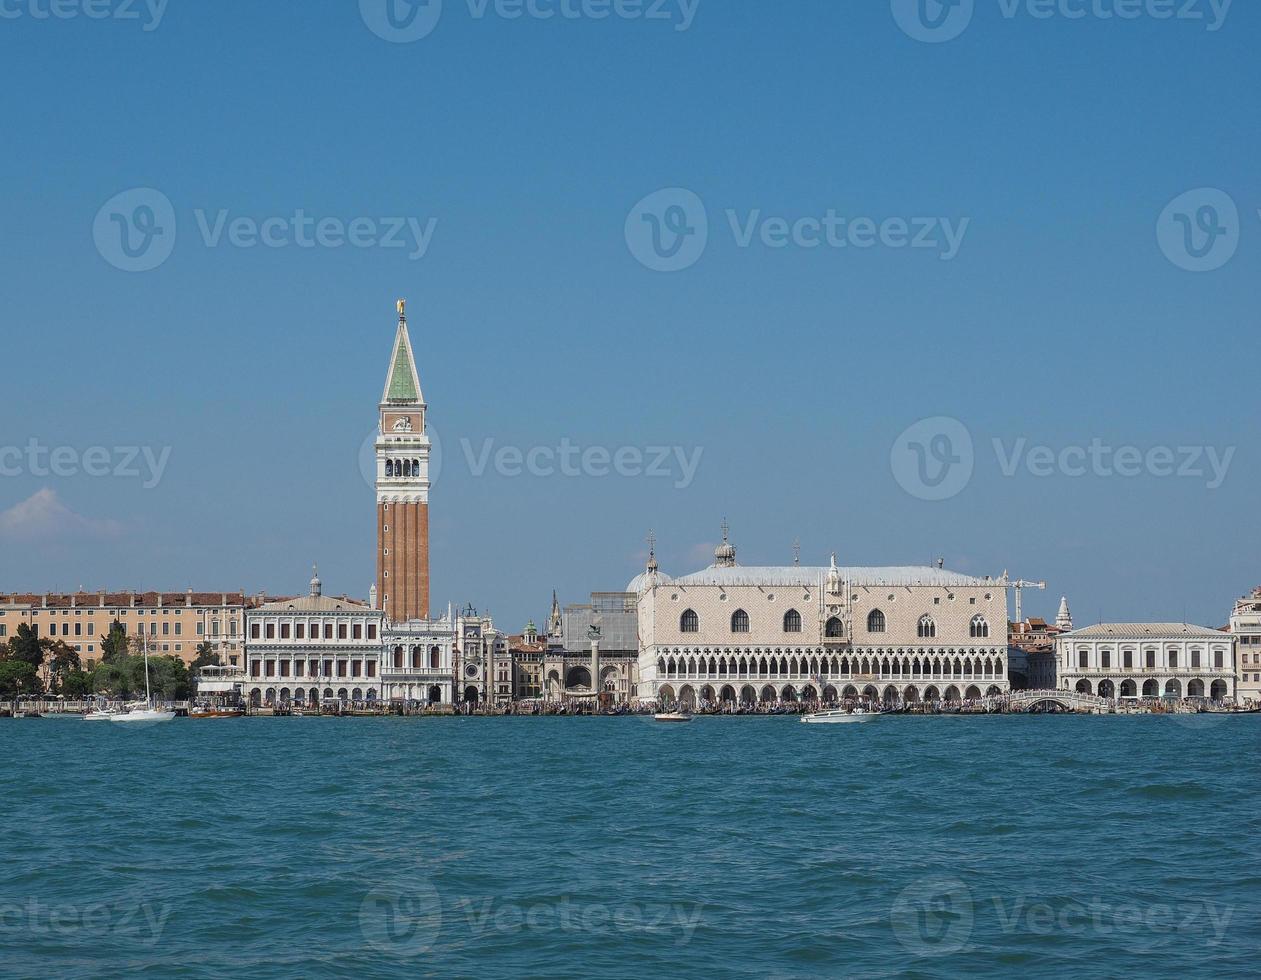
(731, 610), (750, 633)
(1123, 649), (1133, 669)
(970, 615), (989, 639)
(1169, 650), (1179, 670)
(783, 609), (802, 633)
(1101, 649), (1111, 669)
(1191, 649), (1202, 669)
(867, 609), (886, 634)
(918, 615), (936, 639)
(680, 609), (699, 633)
(825, 616), (844, 638)
(1145, 650), (1156, 670)
(1078, 649), (1088, 669)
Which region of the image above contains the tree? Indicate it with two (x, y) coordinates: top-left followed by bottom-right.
(100, 620), (129, 664)
(190, 642), (220, 672)
(44, 641), (81, 693)
(59, 669), (94, 699)
(7, 623), (45, 670)
(0, 660), (41, 699)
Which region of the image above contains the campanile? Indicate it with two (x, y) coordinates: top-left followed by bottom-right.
(375, 299), (430, 623)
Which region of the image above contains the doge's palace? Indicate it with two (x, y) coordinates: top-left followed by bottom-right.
(632, 528), (1011, 708)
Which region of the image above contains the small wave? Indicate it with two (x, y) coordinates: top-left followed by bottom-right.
(1127, 783), (1212, 801)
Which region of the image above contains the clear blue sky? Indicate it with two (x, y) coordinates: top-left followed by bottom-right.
(1, 1), (1257, 629)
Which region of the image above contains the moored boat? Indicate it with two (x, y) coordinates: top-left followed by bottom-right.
(800, 707), (880, 724)
(654, 711), (693, 723)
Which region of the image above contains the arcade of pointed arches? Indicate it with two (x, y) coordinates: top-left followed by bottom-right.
(656, 680), (1003, 709)
(655, 646), (1006, 689)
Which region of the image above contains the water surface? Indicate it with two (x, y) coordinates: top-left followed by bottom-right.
(2, 715), (1257, 978)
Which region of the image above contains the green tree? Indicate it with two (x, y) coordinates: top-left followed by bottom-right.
(0, 660), (41, 699)
(44, 641), (81, 693)
(8, 623), (45, 670)
(100, 620), (129, 664)
(59, 669), (94, 699)
(189, 642), (220, 672)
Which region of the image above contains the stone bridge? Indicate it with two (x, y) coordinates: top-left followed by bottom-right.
(987, 689), (1109, 712)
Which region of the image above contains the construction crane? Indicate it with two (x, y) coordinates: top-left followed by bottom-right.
(1002, 575), (1046, 623)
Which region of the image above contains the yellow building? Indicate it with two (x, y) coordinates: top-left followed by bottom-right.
(0, 591), (253, 667)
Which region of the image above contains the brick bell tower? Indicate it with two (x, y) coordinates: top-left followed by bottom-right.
(375, 299), (430, 623)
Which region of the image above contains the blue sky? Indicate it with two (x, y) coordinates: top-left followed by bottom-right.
(1, 0), (1257, 629)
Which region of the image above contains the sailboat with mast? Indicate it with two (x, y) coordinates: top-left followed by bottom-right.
(111, 637), (176, 724)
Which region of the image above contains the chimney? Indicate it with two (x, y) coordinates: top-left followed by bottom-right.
(99, 591), (106, 609)
(71, 594), (77, 609)
(186, 588), (193, 608)
(42, 594), (48, 608)
(158, 593), (164, 608)
(129, 591), (136, 608)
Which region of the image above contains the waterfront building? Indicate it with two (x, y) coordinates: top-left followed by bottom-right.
(542, 591), (640, 703)
(1228, 587), (1261, 704)
(631, 528), (1010, 708)
(509, 622), (546, 700)
(451, 607), (507, 706)
(0, 590), (250, 666)
(241, 569), (385, 707)
(381, 609), (456, 706)
(1056, 623), (1236, 702)
(375, 300), (432, 625)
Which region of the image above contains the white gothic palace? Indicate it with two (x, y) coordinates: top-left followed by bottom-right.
(631, 531), (1010, 708)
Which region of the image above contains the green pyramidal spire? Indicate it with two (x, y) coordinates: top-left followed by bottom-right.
(382, 299), (424, 404)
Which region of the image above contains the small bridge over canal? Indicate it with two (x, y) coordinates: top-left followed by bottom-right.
(987, 689), (1109, 713)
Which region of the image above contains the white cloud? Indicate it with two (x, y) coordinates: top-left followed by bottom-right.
(0, 489), (124, 541)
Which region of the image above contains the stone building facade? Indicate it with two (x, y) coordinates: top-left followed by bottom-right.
(1229, 588), (1261, 704)
(0, 590), (250, 666)
(632, 532), (1009, 708)
(1056, 623), (1236, 702)
(241, 571), (385, 707)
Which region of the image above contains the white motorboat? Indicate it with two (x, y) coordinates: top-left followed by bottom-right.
(83, 709), (119, 722)
(800, 707), (880, 724)
(654, 711), (693, 723)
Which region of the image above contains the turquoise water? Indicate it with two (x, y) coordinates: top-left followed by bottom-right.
(2, 715), (1257, 978)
